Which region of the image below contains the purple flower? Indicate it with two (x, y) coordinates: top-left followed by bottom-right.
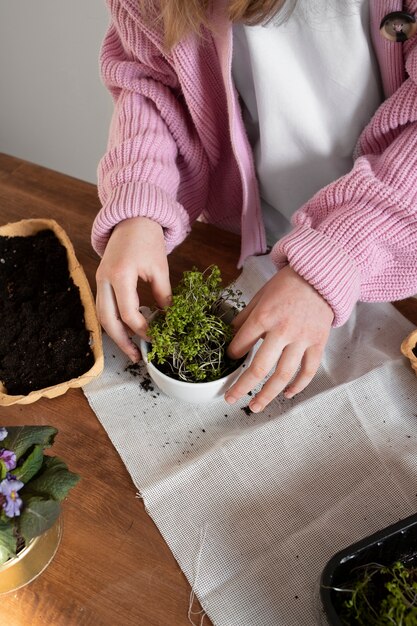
(0, 428), (7, 442)
(0, 449), (16, 471)
(0, 478), (24, 517)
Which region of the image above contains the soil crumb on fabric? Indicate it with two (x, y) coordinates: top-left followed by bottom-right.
(125, 362), (155, 393)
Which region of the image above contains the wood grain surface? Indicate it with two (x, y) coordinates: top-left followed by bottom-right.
(0, 153), (415, 625)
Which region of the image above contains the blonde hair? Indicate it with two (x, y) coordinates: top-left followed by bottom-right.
(145, 0), (293, 49)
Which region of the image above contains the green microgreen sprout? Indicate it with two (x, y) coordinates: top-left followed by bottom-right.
(147, 265), (244, 382)
(332, 560), (417, 625)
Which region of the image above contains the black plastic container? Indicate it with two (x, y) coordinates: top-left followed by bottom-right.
(320, 512), (417, 625)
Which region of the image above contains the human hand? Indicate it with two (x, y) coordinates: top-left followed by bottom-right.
(224, 266), (334, 412)
(95, 217), (172, 362)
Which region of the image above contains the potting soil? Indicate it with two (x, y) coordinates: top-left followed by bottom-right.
(0, 229), (94, 395)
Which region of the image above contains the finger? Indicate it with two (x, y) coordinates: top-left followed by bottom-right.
(230, 290), (261, 331)
(111, 272), (149, 339)
(225, 332), (284, 404)
(283, 344), (323, 398)
(150, 269), (172, 309)
(96, 283), (141, 362)
(227, 309), (267, 361)
(249, 343), (305, 413)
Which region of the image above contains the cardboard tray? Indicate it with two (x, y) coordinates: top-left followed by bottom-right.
(401, 327), (417, 377)
(0, 218), (104, 405)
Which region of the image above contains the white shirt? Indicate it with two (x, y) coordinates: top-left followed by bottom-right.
(232, 1), (383, 245)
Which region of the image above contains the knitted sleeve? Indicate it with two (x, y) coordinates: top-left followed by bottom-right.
(91, 0), (208, 256)
(270, 38), (417, 327)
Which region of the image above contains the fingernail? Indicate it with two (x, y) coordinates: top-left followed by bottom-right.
(225, 394), (237, 405)
(250, 401), (262, 413)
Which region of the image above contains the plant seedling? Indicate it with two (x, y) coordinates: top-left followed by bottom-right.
(147, 265), (244, 383)
(335, 560), (417, 625)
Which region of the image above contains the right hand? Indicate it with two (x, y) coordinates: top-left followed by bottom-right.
(95, 217), (172, 362)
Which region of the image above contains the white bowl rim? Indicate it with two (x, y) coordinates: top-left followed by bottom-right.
(138, 336), (248, 389)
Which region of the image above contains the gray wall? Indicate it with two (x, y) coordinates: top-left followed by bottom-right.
(0, 1), (114, 184)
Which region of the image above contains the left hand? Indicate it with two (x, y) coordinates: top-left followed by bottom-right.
(224, 266), (334, 412)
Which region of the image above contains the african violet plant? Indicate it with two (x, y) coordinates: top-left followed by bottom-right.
(0, 426), (79, 565)
(147, 265), (244, 382)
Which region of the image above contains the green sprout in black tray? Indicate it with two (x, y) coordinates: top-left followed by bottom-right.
(335, 560), (417, 625)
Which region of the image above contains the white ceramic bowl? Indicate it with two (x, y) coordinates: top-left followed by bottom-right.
(138, 336), (252, 404)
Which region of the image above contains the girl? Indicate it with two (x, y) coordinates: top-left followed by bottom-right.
(93, 0), (417, 412)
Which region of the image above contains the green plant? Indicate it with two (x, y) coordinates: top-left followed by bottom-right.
(337, 560), (417, 625)
(147, 265), (244, 382)
(0, 425), (80, 565)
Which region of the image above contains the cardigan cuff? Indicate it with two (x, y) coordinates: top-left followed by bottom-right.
(270, 225), (361, 327)
(91, 182), (191, 256)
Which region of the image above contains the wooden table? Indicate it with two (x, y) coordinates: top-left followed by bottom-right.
(0, 153), (416, 625)
(0, 153), (242, 626)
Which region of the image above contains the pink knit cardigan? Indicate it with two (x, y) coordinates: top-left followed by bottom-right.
(92, 0), (417, 326)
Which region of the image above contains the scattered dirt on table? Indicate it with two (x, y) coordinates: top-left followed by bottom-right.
(125, 362), (141, 377)
(125, 362), (157, 394)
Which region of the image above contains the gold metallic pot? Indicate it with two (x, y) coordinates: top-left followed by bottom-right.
(0, 517), (62, 594)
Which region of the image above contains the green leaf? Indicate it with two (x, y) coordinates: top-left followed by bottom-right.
(21, 456), (80, 502)
(0, 459), (8, 480)
(1, 426), (57, 461)
(13, 444), (44, 483)
(41, 456), (68, 472)
(19, 498), (60, 543)
(0, 519), (17, 565)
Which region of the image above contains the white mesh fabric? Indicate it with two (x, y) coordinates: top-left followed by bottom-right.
(84, 255), (417, 626)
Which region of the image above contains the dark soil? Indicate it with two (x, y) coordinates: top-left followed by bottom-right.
(0, 229), (94, 395)
(125, 362), (155, 392)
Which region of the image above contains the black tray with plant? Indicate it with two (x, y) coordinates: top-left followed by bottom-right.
(146, 265), (245, 383)
(320, 512), (417, 625)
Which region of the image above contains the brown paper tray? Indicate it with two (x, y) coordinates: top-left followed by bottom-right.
(401, 328), (417, 377)
(0, 218), (104, 405)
